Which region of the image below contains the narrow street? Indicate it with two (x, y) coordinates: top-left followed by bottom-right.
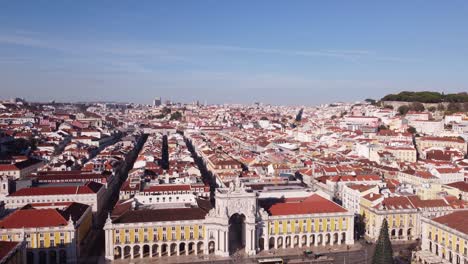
(78, 134), (148, 264)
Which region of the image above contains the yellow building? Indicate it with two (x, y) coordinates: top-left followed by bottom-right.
(413, 210), (468, 264)
(0, 202), (92, 264)
(104, 183), (355, 261)
(361, 195), (457, 243)
(361, 196), (419, 242)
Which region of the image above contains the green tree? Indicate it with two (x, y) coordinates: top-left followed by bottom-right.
(397, 105), (409, 115)
(437, 104), (445, 111)
(372, 219), (394, 264)
(464, 102), (468, 112)
(170, 111), (182, 120)
(428, 106), (437, 112)
(447, 102), (462, 113)
(407, 126), (417, 134)
(410, 102), (425, 112)
(383, 105), (394, 110)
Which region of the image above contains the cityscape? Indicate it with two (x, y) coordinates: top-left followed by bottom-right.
(1, 2), (468, 264)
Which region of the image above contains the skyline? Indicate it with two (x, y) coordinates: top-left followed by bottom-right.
(1, 1), (468, 105)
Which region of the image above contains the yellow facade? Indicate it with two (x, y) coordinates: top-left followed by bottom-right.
(269, 216), (351, 236)
(0, 231), (73, 249)
(114, 224), (205, 244)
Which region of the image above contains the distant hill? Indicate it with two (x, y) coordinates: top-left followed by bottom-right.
(381, 91), (468, 103)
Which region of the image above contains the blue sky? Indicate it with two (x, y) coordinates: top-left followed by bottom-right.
(1, 1), (467, 105)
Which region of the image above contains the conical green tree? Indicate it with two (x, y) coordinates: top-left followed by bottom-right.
(372, 218), (394, 264)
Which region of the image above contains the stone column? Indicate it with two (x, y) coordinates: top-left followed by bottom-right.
(224, 231), (228, 254)
(264, 227), (270, 251)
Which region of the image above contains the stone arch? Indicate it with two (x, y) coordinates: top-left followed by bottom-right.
(152, 244), (159, 257)
(269, 237), (275, 249)
(143, 245), (150, 257)
(293, 235), (300, 247)
(333, 233), (339, 244)
(285, 236), (291, 248)
(301, 235), (307, 247)
(341, 232), (346, 244)
(59, 250), (66, 264)
(170, 243), (177, 256)
(39, 251), (47, 264)
(391, 229), (396, 238)
(161, 244), (168, 256)
(258, 237), (265, 251)
(123, 246), (131, 259)
(114, 246), (122, 259)
(229, 213), (246, 255)
(208, 241), (215, 254)
(309, 234), (315, 246)
(49, 250), (57, 264)
(197, 241), (204, 255)
(407, 228), (412, 239)
(27, 252), (34, 264)
(133, 245), (141, 258)
(179, 243), (186, 255)
(398, 229), (403, 238)
(277, 237), (283, 248)
(325, 233), (331, 245)
(317, 234), (323, 245)
(188, 242), (195, 255)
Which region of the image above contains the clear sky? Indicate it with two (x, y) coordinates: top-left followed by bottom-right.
(1, 1), (467, 105)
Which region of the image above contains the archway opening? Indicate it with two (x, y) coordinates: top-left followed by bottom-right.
(229, 213), (246, 255)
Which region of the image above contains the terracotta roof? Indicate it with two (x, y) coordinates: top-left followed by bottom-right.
(8, 181), (102, 196)
(348, 184), (376, 192)
(113, 208), (208, 224)
(431, 211), (468, 234)
(0, 209), (68, 228)
(362, 193), (383, 201)
(266, 194), (348, 216)
(143, 184), (191, 192)
(376, 197), (416, 210)
(420, 137), (465, 143)
(446, 181), (468, 192)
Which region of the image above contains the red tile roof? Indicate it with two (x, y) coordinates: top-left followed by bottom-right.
(8, 181), (102, 197)
(431, 211), (468, 234)
(267, 194), (348, 216)
(0, 209), (68, 228)
(446, 181), (468, 192)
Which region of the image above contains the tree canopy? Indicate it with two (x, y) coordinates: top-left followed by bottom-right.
(382, 91), (468, 103)
(372, 218), (394, 264)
